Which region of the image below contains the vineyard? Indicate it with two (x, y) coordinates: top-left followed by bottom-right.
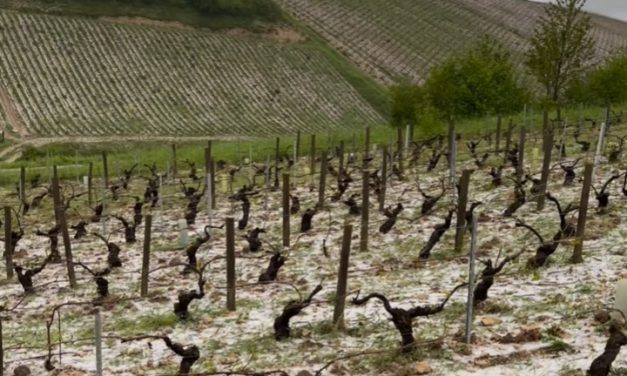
(276, 0), (627, 84)
(0, 9), (383, 139)
(0, 116), (626, 375)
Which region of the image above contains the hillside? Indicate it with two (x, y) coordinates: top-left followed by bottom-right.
(0, 9), (384, 139)
(276, 0), (627, 84)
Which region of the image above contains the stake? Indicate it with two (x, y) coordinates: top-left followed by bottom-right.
(397, 127), (404, 174)
(141, 215), (152, 297)
(19, 166), (25, 203)
(495, 116), (502, 154)
(3, 206), (12, 279)
(454, 169), (471, 252)
(206, 173), (213, 226)
(0, 318), (3, 375)
(537, 110), (553, 210)
(282, 173), (290, 248)
(379, 146), (387, 211)
(226, 217), (236, 311)
(360, 169), (369, 252)
(318, 152), (327, 208)
(516, 126), (526, 181)
(338, 140), (345, 176)
(364, 127), (370, 168)
(503, 119), (513, 164)
(101, 151), (108, 189)
(56, 179), (77, 289)
(572, 162), (593, 263)
(593, 115), (607, 172)
(465, 213), (478, 344)
(95, 309), (102, 376)
(448, 120), (457, 185)
(333, 223), (353, 330)
(274, 137), (280, 190)
(310, 134), (316, 187)
(87, 162), (93, 207)
(171, 144), (177, 181)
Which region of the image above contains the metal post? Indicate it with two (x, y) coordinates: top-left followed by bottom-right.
(95, 309), (102, 376)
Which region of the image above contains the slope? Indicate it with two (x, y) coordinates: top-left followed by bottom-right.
(0, 9), (384, 138)
(276, 0), (627, 84)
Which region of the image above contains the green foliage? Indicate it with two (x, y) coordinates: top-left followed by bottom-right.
(588, 51), (627, 106)
(525, 0), (595, 104)
(390, 84), (424, 128)
(566, 50), (627, 107)
(424, 37), (526, 122)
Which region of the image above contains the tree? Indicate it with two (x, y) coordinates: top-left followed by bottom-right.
(588, 50), (627, 112)
(424, 38), (526, 183)
(525, 0), (595, 119)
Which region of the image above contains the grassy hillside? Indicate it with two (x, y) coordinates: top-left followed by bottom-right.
(0, 9), (385, 138)
(276, 0), (627, 84)
(1, 0), (284, 30)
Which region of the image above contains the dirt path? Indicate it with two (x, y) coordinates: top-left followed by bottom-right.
(0, 86), (28, 137)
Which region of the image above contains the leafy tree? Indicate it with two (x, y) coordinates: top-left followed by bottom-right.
(587, 50), (627, 110)
(424, 38), (526, 182)
(390, 84), (422, 129)
(525, 0), (595, 119)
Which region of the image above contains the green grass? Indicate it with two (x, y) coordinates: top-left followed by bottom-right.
(0, 101), (623, 189)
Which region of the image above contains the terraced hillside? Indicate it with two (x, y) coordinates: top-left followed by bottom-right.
(277, 0), (627, 84)
(0, 10), (384, 138)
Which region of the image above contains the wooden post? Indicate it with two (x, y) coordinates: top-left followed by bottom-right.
(53, 175), (77, 289)
(360, 170), (369, 252)
(318, 152), (327, 208)
(206, 172), (213, 226)
(0, 317), (3, 375)
(225, 217), (236, 311)
(464, 213), (478, 344)
(141, 215), (152, 297)
(338, 140), (345, 175)
(282, 173), (290, 248)
(516, 126), (526, 181)
(572, 162), (593, 263)
(87, 162), (93, 207)
(210, 159), (216, 209)
(495, 116), (502, 153)
(310, 134), (316, 177)
(19, 166), (25, 203)
(295, 130), (301, 162)
(454, 169), (471, 252)
(397, 127), (404, 174)
(101, 151), (108, 189)
(95, 309), (103, 376)
(333, 223), (353, 330)
(274, 137), (280, 189)
(448, 120), (457, 185)
(171, 144), (177, 180)
(379, 146), (387, 211)
(4, 207), (13, 279)
(537, 110), (553, 210)
(503, 119), (513, 164)
(364, 127), (371, 168)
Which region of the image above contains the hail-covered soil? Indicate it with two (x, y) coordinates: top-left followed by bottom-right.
(0, 128), (626, 376)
